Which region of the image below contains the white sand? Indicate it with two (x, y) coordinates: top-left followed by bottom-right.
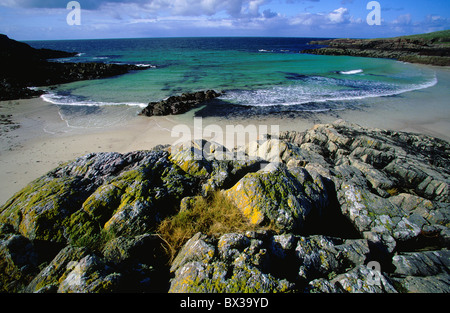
(1, 65), (449, 205)
(0, 99), (180, 204)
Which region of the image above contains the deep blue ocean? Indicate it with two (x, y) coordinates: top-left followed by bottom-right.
(26, 37), (437, 115)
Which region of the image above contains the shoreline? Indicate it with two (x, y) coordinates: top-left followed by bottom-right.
(1, 64), (449, 205)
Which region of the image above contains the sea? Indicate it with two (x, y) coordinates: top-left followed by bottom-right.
(26, 37), (438, 120)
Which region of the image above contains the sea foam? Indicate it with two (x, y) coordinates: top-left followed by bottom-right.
(339, 69), (364, 75)
(221, 73), (438, 108)
(41, 92), (147, 108)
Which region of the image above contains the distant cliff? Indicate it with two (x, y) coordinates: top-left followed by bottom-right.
(0, 34), (148, 101)
(301, 30), (450, 66)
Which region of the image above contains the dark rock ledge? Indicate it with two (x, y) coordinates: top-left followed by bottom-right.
(139, 90), (222, 116)
(0, 34), (150, 101)
(0, 120), (449, 293)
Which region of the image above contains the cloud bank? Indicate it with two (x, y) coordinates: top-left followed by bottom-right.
(0, 0), (449, 40)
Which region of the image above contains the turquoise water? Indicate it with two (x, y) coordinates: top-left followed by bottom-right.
(27, 37), (437, 114)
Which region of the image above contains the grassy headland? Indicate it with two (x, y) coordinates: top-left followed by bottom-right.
(302, 30), (450, 66)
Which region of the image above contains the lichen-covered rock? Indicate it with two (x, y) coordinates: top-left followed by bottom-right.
(25, 234), (169, 293)
(169, 231), (295, 293)
(309, 265), (398, 293)
(245, 138), (327, 166)
(295, 235), (373, 284)
(1, 120), (449, 293)
(391, 250), (450, 293)
(25, 245), (89, 293)
(1, 150), (198, 246)
(0, 175), (91, 243)
(170, 140), (214, 179)
(170, 139), (262, 195)
(169, 231), (373, 293)
(57, 254), (121, 293)
(225, 164), (331, 232)
(170, 233), (216, 273)
(102, 234), (164, 266)
(295, 236), (342, 281)
(338, 183), (422, 252)
(0, 234), (39, 292)
(280, 120), (450, 253)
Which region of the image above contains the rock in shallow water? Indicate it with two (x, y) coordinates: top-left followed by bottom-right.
(140, 90), (222, 116)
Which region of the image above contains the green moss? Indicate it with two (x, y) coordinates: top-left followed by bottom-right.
(82, 185), (123, 226)
(70, 159), (95, 177)
(0, 176), (88, 242)
(169, 151), (211, 179)
(184, 264), (287, 293)
(65, 210), (99, 247)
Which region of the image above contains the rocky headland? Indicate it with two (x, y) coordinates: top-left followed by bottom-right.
(301, 30), (450, 66)
(0, 34), (149, 101)
(1, 120), (448, 293)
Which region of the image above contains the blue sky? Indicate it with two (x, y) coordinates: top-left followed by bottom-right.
(0, 0), (449, 40)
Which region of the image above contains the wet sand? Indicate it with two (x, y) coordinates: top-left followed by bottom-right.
(0, 64), (449, 205)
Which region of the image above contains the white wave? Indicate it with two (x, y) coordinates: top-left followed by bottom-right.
(222, 74), (438, 108)
(75, 53), (85, 57)
(41, 93), (148, 108)
(110, 62), (157, 68)
(339, 69), (364, 75)
(136, 64), (157, 68)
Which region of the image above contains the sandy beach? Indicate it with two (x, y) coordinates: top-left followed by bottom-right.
(1, 64), (449, 206)
(0, 99), (183, 204)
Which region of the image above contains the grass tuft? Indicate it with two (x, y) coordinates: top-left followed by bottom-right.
(157, 191), (258, 262)
(386, 187), (399, 197)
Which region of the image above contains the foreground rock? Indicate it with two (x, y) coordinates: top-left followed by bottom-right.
(0, 34), (149, 101)
(0, 121), (449, 293)
(302, 30), (450, 66)
(140, 90), (222, 116)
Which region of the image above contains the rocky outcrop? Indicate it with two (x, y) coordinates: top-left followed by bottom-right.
(0, 34), (76, 61)
(0, 34), (149, 101)
(302, 30), (450, 66)
(0, 121), (449, 293)
(140, 90), (222, 116)
(168, 231), (399, 293)
(224, 163), (333, 232)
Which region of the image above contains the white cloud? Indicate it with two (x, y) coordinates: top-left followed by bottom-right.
(2, 0), (449, 40)
(0, 0), (269, 18)
(327, 7), (349, 24)
(289, 7), (353, 26)
(393, 13), (412, 25)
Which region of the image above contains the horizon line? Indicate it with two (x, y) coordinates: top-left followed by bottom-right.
(17, 29), (448, 42)
(21, 35), (340, 42)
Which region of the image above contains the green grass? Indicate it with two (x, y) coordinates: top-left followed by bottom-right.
(370, 30), (450, 44)
(157, 191), (259, 262)
(399, 30), (450, 42)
